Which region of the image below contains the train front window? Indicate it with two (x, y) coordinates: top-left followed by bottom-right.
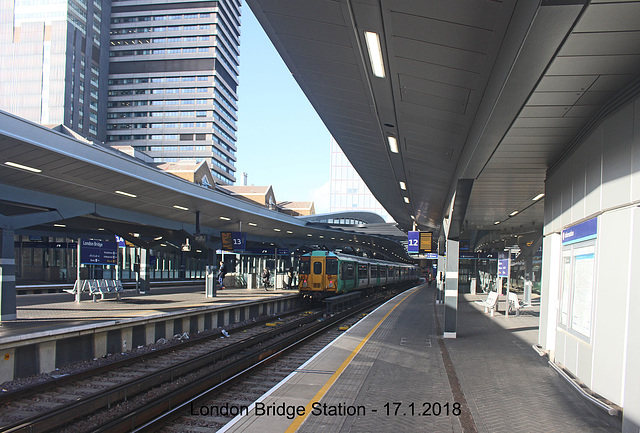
(313, 261), (323, 275)
(326, 258), (338, 275)
(299, 259), (310, 274)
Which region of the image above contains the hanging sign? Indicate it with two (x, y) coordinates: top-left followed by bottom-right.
(408, 231), (419, 254)
(221, 232), (246, 251)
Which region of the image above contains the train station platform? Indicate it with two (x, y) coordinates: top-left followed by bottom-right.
(0, 285), (301, 383)
(1, 285), (299, 341)
(220, 285), (620, 433)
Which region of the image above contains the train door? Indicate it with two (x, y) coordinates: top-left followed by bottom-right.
(325, 257), (338, 292)
(309, 256), (326, 291)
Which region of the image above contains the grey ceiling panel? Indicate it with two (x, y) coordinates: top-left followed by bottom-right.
(560, 32), (640, 56)
(547, 55), (640, 76)
(573, 2), (640, 32)
(536, 75), (598, 92)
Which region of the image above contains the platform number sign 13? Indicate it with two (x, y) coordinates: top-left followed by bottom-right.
(408, 231), (420, 254)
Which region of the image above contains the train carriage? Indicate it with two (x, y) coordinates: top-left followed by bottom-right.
(298, 250), (418, 299)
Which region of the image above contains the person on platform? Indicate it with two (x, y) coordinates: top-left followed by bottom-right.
(261, 268), (271, 290)
(287, 267), (295, 289)
(217, 261), (227, 290)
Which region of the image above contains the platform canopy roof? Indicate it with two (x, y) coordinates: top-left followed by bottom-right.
(0, 111), (412, 262)
(246, 0), (640, 242)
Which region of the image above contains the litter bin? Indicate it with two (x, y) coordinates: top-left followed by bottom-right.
(206, 265), (216, 297)
(524, 280), (532, 306)
(246, 273), (257, 289)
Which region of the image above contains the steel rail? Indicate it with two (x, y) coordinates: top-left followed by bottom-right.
(101, 292), (402, 433)
(1, 308), (323, 433)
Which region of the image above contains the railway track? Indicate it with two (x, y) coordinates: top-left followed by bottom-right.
(0, 287), (406, 432)
(0, 307), (318, 433)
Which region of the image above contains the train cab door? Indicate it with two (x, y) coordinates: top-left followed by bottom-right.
(309, 256), (326, 291)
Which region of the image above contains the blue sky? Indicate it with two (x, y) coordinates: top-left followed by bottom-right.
(235, 7), (332, 212)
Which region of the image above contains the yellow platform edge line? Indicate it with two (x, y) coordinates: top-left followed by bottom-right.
(284, 291), (414, 432)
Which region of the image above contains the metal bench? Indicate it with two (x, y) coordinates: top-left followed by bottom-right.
(508, 291), (524, 316)
(475, 291), (499, 316)
(65, 279), (124, 301)
(325, 292), (361, 314)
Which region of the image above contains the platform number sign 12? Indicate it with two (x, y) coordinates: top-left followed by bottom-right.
(408, 231), (420, 254)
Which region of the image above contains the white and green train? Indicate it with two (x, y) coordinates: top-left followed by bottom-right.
(298, 251), (418, 298)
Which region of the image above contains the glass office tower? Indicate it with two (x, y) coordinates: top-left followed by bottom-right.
(329, 136), (393, 222)
(106, 0), (240, 185)
(0, 0), (111, 140)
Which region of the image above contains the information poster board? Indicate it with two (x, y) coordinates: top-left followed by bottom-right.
(497, 251), (509, 278)
(571, 249), (595, 336)
(559, 217), (597, 340)
(80, 239), (117, 265)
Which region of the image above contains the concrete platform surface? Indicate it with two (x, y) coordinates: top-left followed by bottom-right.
(0, 286), (299, 342)
(218, 285), (620, 433)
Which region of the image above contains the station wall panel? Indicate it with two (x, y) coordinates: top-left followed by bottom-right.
(584, 128), (603, 218)
(591, 208), (631, 405)
(622, 208), (640, 432)
(543, 93), (640, 411)
(576, 341), (593, 390)
(633, 99), (640, 201)
(601, 104), (633, 210)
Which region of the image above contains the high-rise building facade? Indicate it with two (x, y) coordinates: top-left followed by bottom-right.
(329, 136), (393, 222)
(0, 0), (112, 140)
(106, 0), (240, 185)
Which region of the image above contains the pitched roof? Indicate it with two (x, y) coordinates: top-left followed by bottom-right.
(220, 185), (271, 195)
(278, 201), (314, 210)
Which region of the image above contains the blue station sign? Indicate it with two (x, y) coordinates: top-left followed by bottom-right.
(408, 231), (419, 254)
(80, 239), (117, 265)
(562, 217), (597, 245)
(497, 251), (509, 278)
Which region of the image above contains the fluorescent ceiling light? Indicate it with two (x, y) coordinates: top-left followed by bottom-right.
(404, 197), (410, 203)
(399, 181), (406, 190)
(509, 210), (519, 216)
(248, 222), (257, 226)
(219, 216), (231, 221)
(307, 234), (312, 237)
(98, 228), (105, 231)
(115, 190), (137, 198)
(494, 221), (501, 225)
(364, 31), (385, 78)
(5, 161), (42, 173)
(274, 228), (281, 232)
(154, 236), (163, 240)
(53, 224), (66, 227)
(286, 230), (293, 234)
(173, 205), (189, 211)
(388, 136), (398, 153)
(532, 193), (545, 201)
